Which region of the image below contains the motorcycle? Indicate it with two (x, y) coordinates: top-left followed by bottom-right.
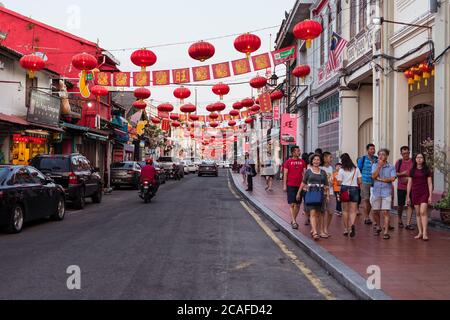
(139, 180), (158, 203)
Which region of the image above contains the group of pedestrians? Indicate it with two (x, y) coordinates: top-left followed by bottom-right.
(281, 144), (434, 242)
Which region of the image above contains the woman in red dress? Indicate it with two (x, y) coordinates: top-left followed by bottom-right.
(406, 153), (433, 241)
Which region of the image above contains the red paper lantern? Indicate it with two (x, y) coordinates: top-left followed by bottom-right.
(170, 114), (180, 121)
(19, 54), (45, 78)
(72, 52), (97, 71)
(171, 121), (181, 128)
(158, 103), (174, 113)
(228, 121), (237, 127)
(250, 105), (261, 113)
(250, 76), (268, 90)
(210, 122), (219, 128)
(209, 113), (219, 120)
(151, 118), (161, 125)
(214, 102), (226, 113)
(206, 104), (217, 113)
(234, 33), (261, 58)
(180, 103), (196, 114)
(133, 100), (147, 110)
(241, 98), (255, 109)
(190, 114), (200, 121)
(404, 69), (415, 91)
(419, 62), (432, 86)
(293, 20), (323, 49)
(270, 90), (284, 101)
(293, 65), (311, 81)
(212, 83), (230, 100)
(174, 86), (191, 104)
(233, 101), (244, 110)
(230, 110), (240, 118)
(188, 41), (215, 62)
(245, 118), (254, 124)
(90, 85), (109, 101)
(134, 87), (151, 100)
(131, 49), (157, 72)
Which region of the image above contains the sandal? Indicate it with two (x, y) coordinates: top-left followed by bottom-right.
(406, 225), (415, 230)
(320, 234), (330, 239)
(383, 234), (391, 240)
(343, 230), (349, 236)
(349, 225), (356, 238)
(312, 233), (320, 241)
(423, 236), (429, 242)
(374, 228), (382, 236)
(291, 222), (299, 230)
(415, 234), (423, 240)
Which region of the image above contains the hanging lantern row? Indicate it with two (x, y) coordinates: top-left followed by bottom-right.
(91, 85), (109, 101)
(71, 52), (98, 98)
(403, 61), (435, 91)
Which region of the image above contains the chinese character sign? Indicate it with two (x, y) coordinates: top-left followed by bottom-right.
(192, 66), (211, 82)
(153, 70), (171, 86)
(212, 62), (231, 79)
(172, 68), (191, 84)
(113, 72), (131, 87)
(252, 53), (271, 71)
(231, 58), (251, 76)
(95, 72), (111, 86)
(259, 93), (273, 113)
(280, 114), (298, 146)
(133, 72), (150, 87)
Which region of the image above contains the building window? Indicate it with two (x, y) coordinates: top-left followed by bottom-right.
(359, 0), (367, 31)
(319, 93), (340, 124)
(336, 0), (342, 35)
(350, 0), (357, 38)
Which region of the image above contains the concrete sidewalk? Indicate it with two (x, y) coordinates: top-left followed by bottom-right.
(229, 172), (450, 300)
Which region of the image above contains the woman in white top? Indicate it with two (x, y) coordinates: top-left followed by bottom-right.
(261, 152), (276, 192)
(337, 153), (362, 238)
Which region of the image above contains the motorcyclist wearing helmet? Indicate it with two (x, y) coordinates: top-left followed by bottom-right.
(140, 158), (157, 185)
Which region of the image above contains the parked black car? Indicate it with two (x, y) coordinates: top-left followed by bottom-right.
(111, 161), (141, 189)
(0, 165), (66, 233)
(30, 154), (103, 210)
(198, 161), (219, 177)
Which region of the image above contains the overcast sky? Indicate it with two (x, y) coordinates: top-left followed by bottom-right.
(2, 0), (295, 113)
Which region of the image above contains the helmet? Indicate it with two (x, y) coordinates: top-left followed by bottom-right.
(146, 158), (153, 165)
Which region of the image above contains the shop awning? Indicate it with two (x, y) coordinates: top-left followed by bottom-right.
(0, 113), (29, 126)
(85, 132), (109, 142)
(60, 122), (89, 132)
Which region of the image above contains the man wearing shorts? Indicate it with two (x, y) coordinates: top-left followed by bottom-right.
(358, 144), (378, 225)
(371, 149), (397, 240)
(283, 146), (306, 229)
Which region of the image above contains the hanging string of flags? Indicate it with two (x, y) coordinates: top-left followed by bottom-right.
(93, 46), (296, 87)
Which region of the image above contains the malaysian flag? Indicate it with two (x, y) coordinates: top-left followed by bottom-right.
(327, 32), (348, 71)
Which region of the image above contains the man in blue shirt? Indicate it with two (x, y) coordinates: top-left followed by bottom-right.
(371, 149), (397, 240)
(358, 144), (378, 225)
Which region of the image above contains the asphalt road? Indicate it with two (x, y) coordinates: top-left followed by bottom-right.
(0, 170), (355, 300)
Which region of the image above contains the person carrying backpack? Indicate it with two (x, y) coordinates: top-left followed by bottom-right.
(357, 144), (378, 226)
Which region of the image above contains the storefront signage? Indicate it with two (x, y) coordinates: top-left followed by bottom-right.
(28, 90), (61, 127)
(346, 30), (373, 66)
(280, 114), (298, 146)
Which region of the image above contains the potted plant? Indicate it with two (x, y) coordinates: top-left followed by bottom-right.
(422, 139), (450, 225)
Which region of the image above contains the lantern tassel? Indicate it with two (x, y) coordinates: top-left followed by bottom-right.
(425, 79), (428, 86)
(27, 70), (35, 79)
(306, 39), (312, 49)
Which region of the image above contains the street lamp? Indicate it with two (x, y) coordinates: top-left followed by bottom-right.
(269, 73), (279, 87)
(372, 17), (432, 29)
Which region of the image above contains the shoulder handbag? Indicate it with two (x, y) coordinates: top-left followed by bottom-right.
(304, 171), (325, 206)
(340, 169), (357, 203)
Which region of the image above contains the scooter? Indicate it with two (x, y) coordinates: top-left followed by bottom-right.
(139, 180), (157, 203)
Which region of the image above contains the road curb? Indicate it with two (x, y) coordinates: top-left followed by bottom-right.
(229, 172), (392, 301)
